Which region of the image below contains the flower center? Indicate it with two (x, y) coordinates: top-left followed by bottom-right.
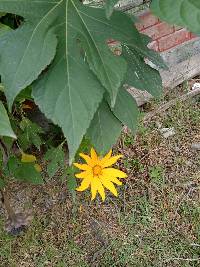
(93, 165), (102, 176)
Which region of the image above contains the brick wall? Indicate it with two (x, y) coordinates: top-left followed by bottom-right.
(107, 8), (197, 54)
(136, 10), (197, 52)
(90, 0), (200, 89)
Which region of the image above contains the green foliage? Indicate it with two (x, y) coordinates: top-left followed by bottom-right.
(15, 163), (43, 185)
(0, 0), (165, 163)
(0, 101), (16, 139)
(87, 100), (122, 154)
(0, 22), (10, 36)
(112, 87), (139, 133)
(18, 118), (44, 150)
(151, 0), (200, 34)
(123, 45), (163, 97)
(5, 156), (43, 184)
(44, 145), (65, 178)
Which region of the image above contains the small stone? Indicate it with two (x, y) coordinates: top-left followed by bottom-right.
(160, 127), (176, 138)
(191, 143), (200, 151)
(192, 82), (200, 90)
(174, 147), (180, 152)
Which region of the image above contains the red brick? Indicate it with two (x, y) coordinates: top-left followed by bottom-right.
(141, 22), (174, 40)
(158, 29), (191, 52)
(137, 11), (159, 30)
(147, 40), (159, 51)
(174, 25), (183, 31)
(190, 32), (197, 39)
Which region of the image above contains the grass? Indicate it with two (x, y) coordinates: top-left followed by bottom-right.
(0, 85), (200, 266)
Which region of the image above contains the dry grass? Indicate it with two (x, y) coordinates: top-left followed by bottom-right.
(0, 83), (200, 267)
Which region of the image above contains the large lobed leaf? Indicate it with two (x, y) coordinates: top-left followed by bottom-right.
(0, 0), (165, 161)
(151, 0), (200, 34)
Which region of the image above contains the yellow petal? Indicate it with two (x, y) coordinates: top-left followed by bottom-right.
(76, 178), (91, 192)
(34, 163), (42, 172)
(91, 179), (98, 200)
(73, 163), (90, 171)
(100, 149), (112, 165)
(101, 155), (123, 168)
(102, 168), (127, 178)
(21, 152), (36, 163)
(109, 176), (122, 185)
(100, 177), (118, 197)
(79, 153), (92, 166)
(75, 170), (92, 179)
(90, 148), (98, 161)
(95, 178), (105, 201)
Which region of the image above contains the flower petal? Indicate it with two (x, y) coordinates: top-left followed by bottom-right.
(91, 179), (98, 200)
(75, 171), (92, 179)
(90, 148), (98, 161)
(73, 163), (90, 171)
(100, 177), (118, 197)
(100, 150), (112, 165)
(79, 153), (92, 165)
(102, 168), (127, 178)
(109, 176), (122, 185)
(95, 178), (105, 201)
(101, 155), (123, 168)
(76, 178), (91, 191)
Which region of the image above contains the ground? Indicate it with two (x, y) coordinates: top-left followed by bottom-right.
(0, 81), (200, 267)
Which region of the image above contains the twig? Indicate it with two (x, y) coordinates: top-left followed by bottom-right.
(144, 88), (200, 123)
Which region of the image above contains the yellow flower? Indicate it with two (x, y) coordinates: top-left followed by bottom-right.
(74, 148), (127, 201)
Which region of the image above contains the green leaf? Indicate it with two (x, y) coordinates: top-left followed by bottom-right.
(0, 0), (164, 162)
(140, 34), (168, 70)
(15, 86), (32, 103)
(33, 45), (104, 163)
(0, 83), (4, 92)
(5, 155), (43, 184)
(123, 45), (163, 97)
(0, 12), (6, 18)
(8, 155), (19, 170)
(0, 1), (58, 107)
(0, 101), (16, 138)
(105, 0), (119, 18)
(151, 0), (200, 34)
(15, 163), (43, 184)
(44, 146), (65, 178)
(87, 100), (122, 154)
(18, 118), (43, 150)
(0, 22), (10, 36)
(112, 88), (139, 133)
